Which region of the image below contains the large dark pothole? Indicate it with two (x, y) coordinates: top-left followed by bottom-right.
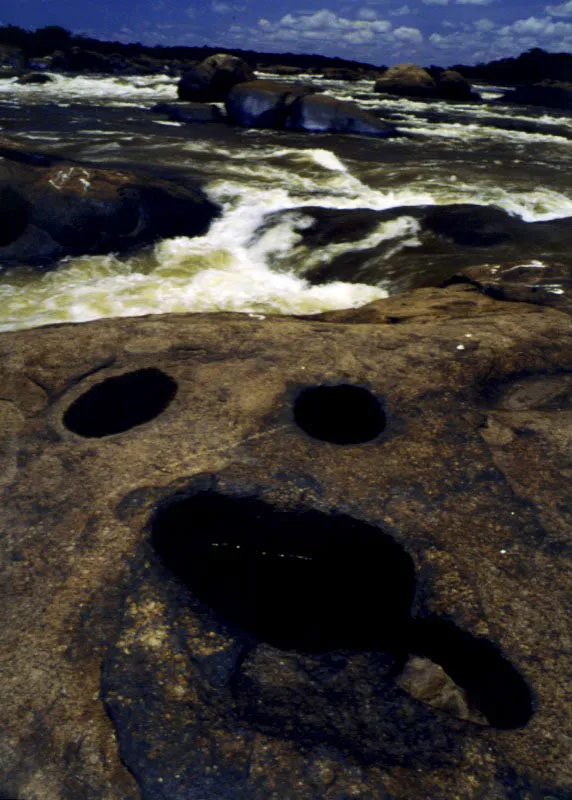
(150, 491), (533, 730)
(294, 384), (386, 444)
(63, 367), (177, 437)
(151, 491), (414, 653)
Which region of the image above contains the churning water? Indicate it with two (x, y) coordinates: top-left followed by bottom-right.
(1, 70), (571, 331)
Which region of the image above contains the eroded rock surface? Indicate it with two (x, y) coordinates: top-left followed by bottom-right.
(1, 284), (571, 799)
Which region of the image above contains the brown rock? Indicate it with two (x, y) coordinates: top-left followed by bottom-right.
(1, 284), (571, 799)
(375, 63), (437, 99)
(177, 53), (255, 102)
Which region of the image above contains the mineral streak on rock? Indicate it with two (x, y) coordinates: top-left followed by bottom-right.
(1, 283), (571, 799)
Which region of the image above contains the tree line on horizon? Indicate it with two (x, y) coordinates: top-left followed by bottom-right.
(0, 23), (571, 83)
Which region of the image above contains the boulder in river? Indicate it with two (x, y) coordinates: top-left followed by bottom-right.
(0, 143), (219, 269)
(150, 101), (224, 123)
(436, 69), (480, 101)
(501, 80), (572, 111)
(375, 62), (437, 99)
(177, 53), (255, 102)
(254, 204), (572, 292)
(1, 283), (571, 799)
(286, 93), (399, 137)
(226, 80), (397, 136)
(17, 71), (54, 85)
(225, 80), (317, 128)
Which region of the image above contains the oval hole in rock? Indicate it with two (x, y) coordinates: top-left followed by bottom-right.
(294, 384), (386, 444)
(63, 367), (177, 437)
(150, 491), (415, 653)
(408, 617), (534, 730)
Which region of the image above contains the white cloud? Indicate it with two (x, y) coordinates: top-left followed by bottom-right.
(546, 0), (572, 15)
(456, 0), (495, 5)
(358, 8), (378, 21)
(389, 5), (414, 16)
(473, 18), (496, 31)
(423, 0), (449, 5)
(393, 25), (424, 42)
(185, 7), (195, 20)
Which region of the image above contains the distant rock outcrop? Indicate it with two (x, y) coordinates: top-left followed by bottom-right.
(501, 80), (572, 110)
(177, 53), (255, 102)
(375, 63), (479, 102)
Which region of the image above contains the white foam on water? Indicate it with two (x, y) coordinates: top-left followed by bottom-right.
(0, 72), (177, 106)
(398, 120), (572, 146)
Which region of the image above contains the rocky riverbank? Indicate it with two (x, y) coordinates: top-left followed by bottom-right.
(1, 273), (571, 800)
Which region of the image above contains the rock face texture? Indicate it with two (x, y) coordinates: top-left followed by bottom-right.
(0, 144), (219, 269)
(1, 284), (571, 800)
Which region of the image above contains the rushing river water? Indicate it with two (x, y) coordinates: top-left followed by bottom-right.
(1, 71), (572, 331)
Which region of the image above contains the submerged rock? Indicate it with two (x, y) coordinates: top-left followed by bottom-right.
(0, 143), (219, 269)
(150, 101), (224, 123)
(255, 204), (572, 291)
(1, 284), (571, 798)
(16, 71), (54, 85)
(177, 53), (255, 102)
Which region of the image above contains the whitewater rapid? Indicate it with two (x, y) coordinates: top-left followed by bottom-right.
(1, 72), (571, 332)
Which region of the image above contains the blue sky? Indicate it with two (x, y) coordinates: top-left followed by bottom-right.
(2, 1), (572, 65)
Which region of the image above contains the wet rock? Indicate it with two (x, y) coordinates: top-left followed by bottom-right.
(17, 71), (54, 85)
(1, 285), (572, 798)
(150, 101), (224, 123)
(451, 260), (572, 314)
(286, 94), (399, 137)
(320, 67), (363, 81)
(226, 81), (396, 136)
(256, 204), (572, 292)
(0, 144), (219, 269)
(375, 62), (437, 99)
(501, 80), (572, 111)
(437, 69), (480, 102)
(177, 53), (255, 102)
(225, 80), (317, 128)
(258, 64), (304, 76)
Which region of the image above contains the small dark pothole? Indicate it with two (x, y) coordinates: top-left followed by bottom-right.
(294, 384), (386, 444)
(409, 618), (533, 730)
(151, 491), (414, 653)
(63, 367), (177, 437)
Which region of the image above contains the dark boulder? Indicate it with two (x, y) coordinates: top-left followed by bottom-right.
(258, 64), (303, 76)
(225, 80), (316, 129)
(375, 63), (437, 99)
(450, 260), (572, 314)
(0, 144), (219, 269)
(320, 67), (363, 81)
(17, 72), (54, 85)
(177, 53), (255, 102)
(287, 94), (399, 137)
(226, 81), (397, 137)
(150, 102), (224, 123)
(501, 80), (572, 110)
(66, 47), (126, 74)
(437, 70), (480, 102)
(254, 204), (572, 292)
